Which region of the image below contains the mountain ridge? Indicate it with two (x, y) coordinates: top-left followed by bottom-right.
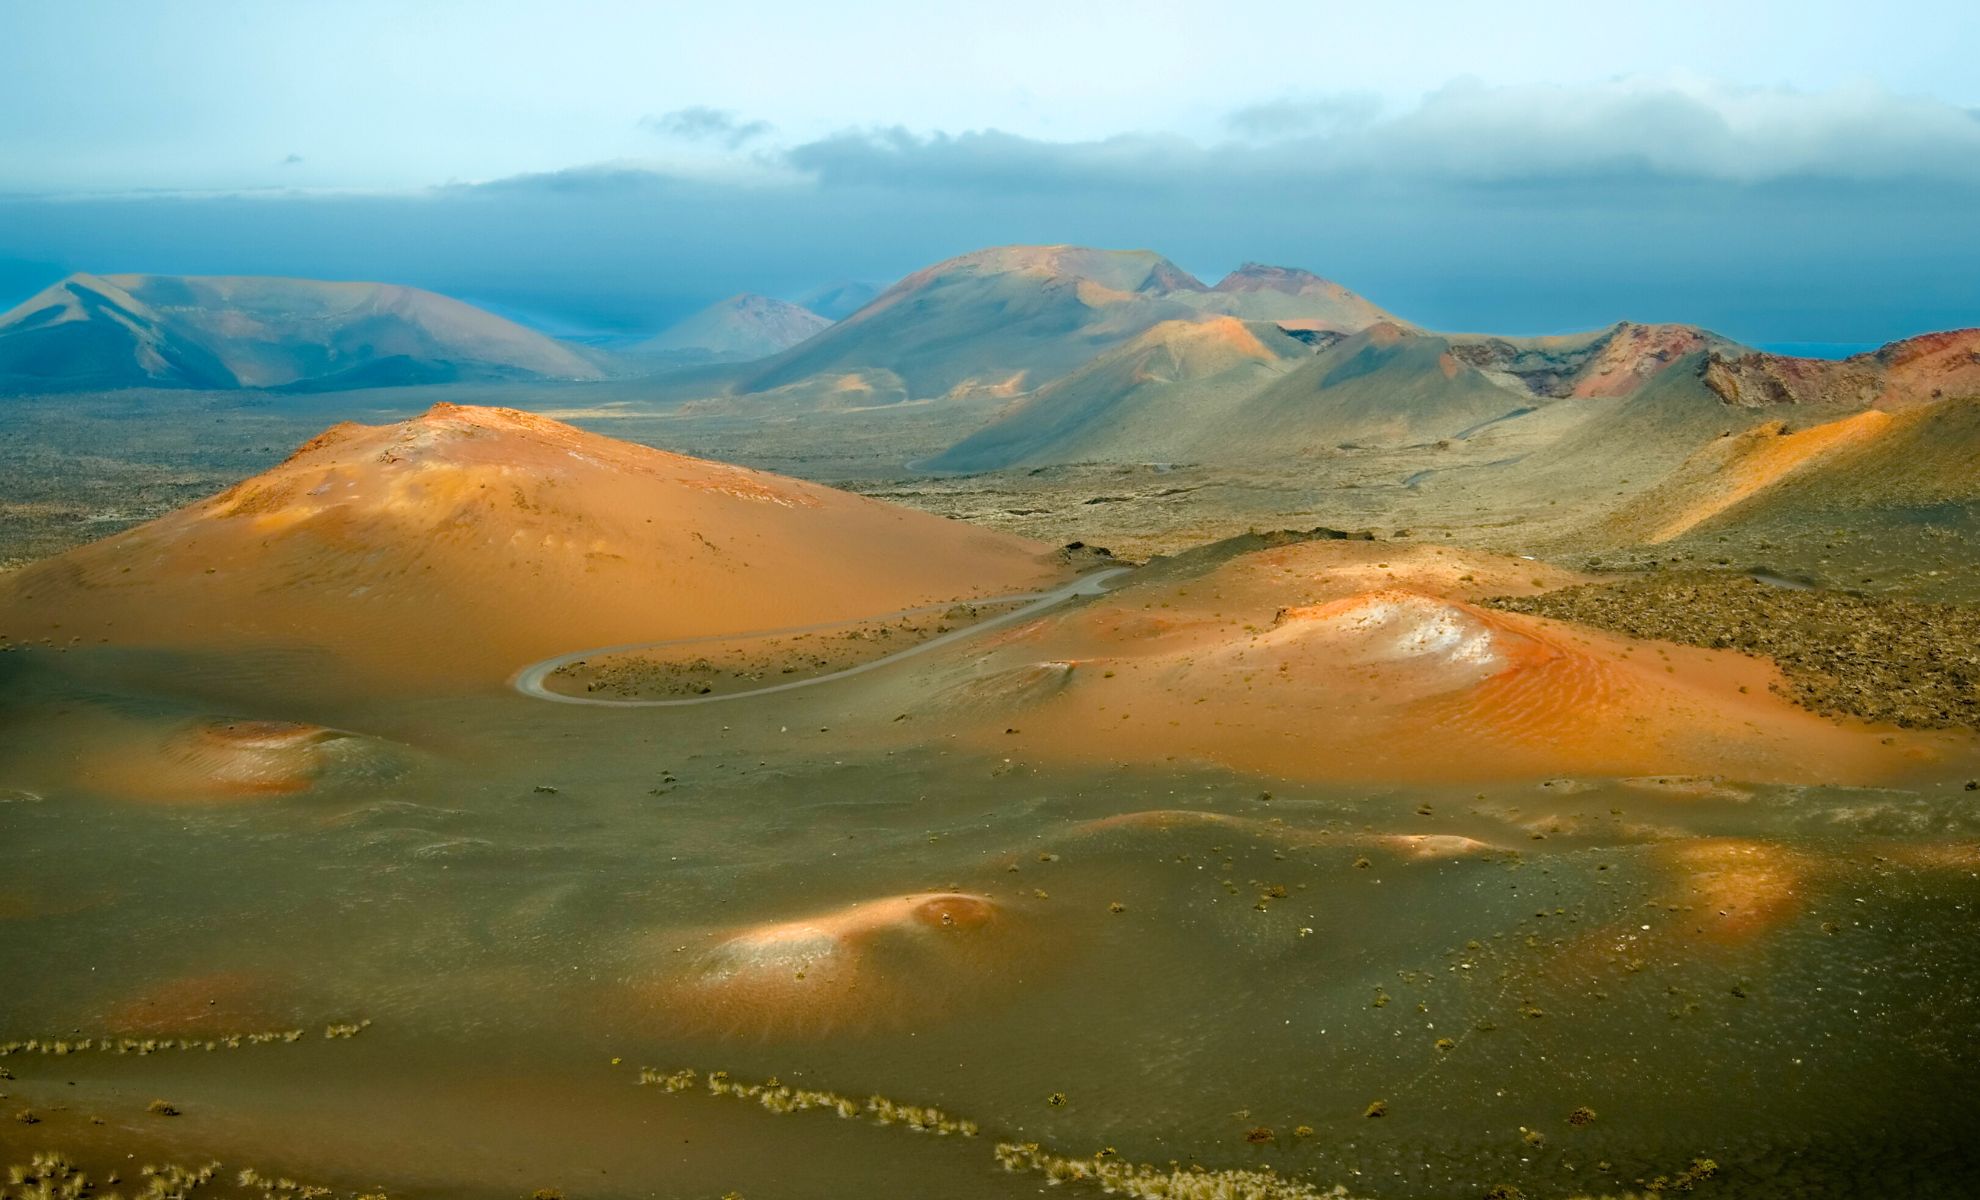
(0, 273), (607, 392)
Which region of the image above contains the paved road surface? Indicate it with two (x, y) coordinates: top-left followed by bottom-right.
(511, 566), (1130, 708)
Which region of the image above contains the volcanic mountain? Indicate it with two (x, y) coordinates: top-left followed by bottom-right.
(0, 404), (1064, 688)
(735, 245), (1405, 406)
(631, 293), (832, 364)
(0, 273), (606, 392)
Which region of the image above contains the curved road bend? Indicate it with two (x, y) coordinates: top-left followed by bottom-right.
(511, 566), (1131, 708)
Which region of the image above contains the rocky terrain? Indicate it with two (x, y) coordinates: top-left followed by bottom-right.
(1487, 572), (1980, 730)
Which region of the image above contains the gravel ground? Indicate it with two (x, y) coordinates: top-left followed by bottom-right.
(1487, 572), (1980, 730)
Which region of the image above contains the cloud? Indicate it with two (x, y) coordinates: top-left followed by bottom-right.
(4, 77), (1977, 348)
(1343, 75), (1980, 184)
(640, 106), (774, 149)
(779, 78), (1980, 190)
(1224, 94), (1382, 141)
(783, 127), (1207, 193)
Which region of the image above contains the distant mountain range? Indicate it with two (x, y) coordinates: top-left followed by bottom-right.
(627, 293), (833, 365)
(0, 273), (609, 392)
(6, 251), (1974, 555)
(736, 245), (1406, 408)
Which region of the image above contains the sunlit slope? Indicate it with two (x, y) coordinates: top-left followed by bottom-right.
(0, 273), (606, 391)
(1561, 330), (1980, 545)
(0, 404), (1062, 687)
(911, 537), (1950, 784)
(737, 244), (1402, 404)
(1611, 395), (1980, 544)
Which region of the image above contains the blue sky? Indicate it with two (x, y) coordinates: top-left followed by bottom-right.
(2, 1), (1977, 345)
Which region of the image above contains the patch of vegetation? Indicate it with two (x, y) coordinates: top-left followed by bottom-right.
(637, 1066), (979, 1136)
(994, 1141), (1348, 1200)
(0, 1031), (309, 1057)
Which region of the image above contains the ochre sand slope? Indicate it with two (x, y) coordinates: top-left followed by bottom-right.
(0, 404), (1065, 688)
(932, 540), (1957, 784)
(1634, 410), (1896, 542)
(1604, 392), (1980, 545)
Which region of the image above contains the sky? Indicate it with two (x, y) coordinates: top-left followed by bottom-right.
(2, 0), (1977, 346)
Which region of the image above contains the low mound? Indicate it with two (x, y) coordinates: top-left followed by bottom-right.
(923, 540), (1953, 784)
(0, 273), (605, 392)
(0, 404), (1063, 689)
(639, 892), (1017, 1036)
(4, 706), (403, 805)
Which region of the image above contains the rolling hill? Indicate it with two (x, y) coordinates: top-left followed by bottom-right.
(0, 273), (607, 392)
(0, 403), (1063, 688)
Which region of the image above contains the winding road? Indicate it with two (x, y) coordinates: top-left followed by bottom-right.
(511, 566), (1131, 707)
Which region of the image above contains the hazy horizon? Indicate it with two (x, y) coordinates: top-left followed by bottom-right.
(4, 0), (1978, 346)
